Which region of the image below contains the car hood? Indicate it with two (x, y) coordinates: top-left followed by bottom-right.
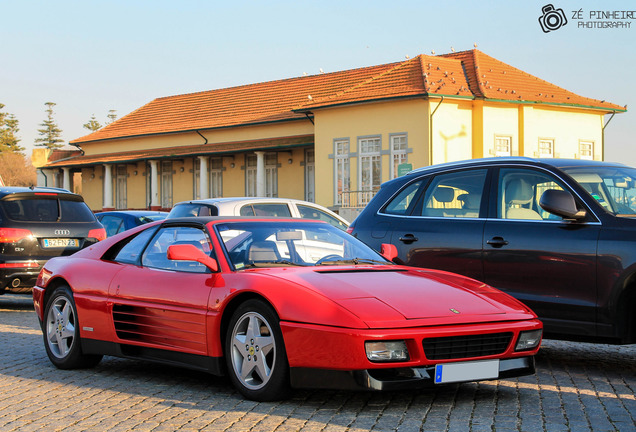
(258, 266), (535, 327)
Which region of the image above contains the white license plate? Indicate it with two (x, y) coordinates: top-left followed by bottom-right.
(434, 359), (500, 384)
(43, 238), (79, 248)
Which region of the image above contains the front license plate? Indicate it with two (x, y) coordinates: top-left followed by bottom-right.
(434, 359), (499, 384)
(43, 238), (79, 248)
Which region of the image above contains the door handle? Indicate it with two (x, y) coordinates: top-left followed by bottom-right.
(399, 234), (418, 244)
(486, 237), (509, 248)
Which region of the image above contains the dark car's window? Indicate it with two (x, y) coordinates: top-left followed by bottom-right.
(563, 166), (636, 216)
(168, 203), (218, 218)
(1, 197), (95, 222)
(99, 215), (125, 237)
(382, 180), (424, 215)
(417, 170), (487, 218)
(297, 204), (347, 230)
(239, 203), (292, 217)
(141, 226), (212, 273)
(498, 168), (566, 221)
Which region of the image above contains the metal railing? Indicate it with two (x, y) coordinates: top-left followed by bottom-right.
(339, 190), (378, 208)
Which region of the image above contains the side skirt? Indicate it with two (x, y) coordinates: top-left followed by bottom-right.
(82, 338), (225, 376)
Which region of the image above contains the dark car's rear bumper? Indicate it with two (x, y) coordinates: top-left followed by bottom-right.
(290, 356), (535, 391)
(0, 261), (45, 293)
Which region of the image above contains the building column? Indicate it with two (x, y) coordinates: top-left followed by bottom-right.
(255, 151), (265, 197)
(103, 164), (114, 211)
(199, 156), (209, 200)
(149, 160), (160, 210)
(62, 168), (71, 191)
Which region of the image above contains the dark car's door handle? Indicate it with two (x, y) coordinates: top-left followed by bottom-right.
(399, 234), (418, 244)
(486, 237), (509, 248)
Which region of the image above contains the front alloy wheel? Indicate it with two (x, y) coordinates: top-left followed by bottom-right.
(43, 285), (102, 369)
(226, 300), (289, 400)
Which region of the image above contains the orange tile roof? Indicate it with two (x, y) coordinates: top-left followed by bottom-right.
(71, 49), (624, 145)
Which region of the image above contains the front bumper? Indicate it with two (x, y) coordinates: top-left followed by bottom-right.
(290, 356), (535, 391)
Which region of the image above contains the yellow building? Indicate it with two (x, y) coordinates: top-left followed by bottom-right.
(41, 49), (625, 219)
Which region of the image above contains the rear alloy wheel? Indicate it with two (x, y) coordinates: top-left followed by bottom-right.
(43, 285), (102, 369)
(225, 299), (290, 401)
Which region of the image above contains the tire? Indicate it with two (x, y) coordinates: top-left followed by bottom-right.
(225, 299), (290, 401)
(43, 285), (102, 369)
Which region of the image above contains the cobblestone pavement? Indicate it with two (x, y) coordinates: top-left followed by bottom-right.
(0, 294), (634, 432)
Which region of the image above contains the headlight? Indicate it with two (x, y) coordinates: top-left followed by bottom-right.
(515, 329), (543, 351)
(365, 340), (409, 362)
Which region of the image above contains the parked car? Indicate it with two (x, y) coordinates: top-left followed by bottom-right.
(0, 186), (106, 294)
(33, 216), (541, 401)
(167, 197), (349, 230)
(96, 210), (168, 237)
(349, 156), (636, 345)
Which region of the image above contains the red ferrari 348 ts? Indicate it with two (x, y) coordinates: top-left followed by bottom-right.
(33, 217), (542, 401)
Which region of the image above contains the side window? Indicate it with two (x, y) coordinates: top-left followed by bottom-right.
(382, 180), (424, 215)
(498, 168), (566, 220)
(242, 203), (292, 217)
(113, 227), (158, 264)
(100, 215), (125, 237)
(297, 205), (347, 230)
(418, 170), (487, 218)
(141, 226), (212, 273)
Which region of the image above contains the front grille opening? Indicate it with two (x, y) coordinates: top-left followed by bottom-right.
(422, 332), (512, 360)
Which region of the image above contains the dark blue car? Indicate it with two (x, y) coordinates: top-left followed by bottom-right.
(96, 211), (168, 237)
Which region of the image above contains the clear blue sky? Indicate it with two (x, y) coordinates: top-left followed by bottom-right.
(2, 0), (634, 164)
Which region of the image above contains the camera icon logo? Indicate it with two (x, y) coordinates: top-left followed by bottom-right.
(538, 4), (568, 33)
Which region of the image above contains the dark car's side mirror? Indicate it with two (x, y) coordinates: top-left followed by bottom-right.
(539, 189), (586, 220)
(167, 244), (219, 272)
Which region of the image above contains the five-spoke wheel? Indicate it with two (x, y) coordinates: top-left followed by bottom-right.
(225, 299), (289, 401)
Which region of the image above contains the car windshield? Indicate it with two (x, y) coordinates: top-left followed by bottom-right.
(214, 221), (390, 269)
(563, 166), (636, 217)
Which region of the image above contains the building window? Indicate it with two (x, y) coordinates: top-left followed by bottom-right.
(334, 139), (350, 205)
(495, 136), (512, 156)
(265, 153), (278, 198)
(161, 161), (173, 208)
(538, 138), (554, 158)
(359, 136), (381, 192)
(194, 160), (200, 199)
(246, 154), (256, 197)
(580, 141), (594, 160)
(210, 158), (223, 198)
(305, 149), (315, 202)
(115, 165), (127, 209)
(390, 134), (408, 179)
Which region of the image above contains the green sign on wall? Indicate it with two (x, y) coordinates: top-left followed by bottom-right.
(397, 163), (413, 177)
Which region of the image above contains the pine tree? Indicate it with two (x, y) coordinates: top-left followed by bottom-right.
(35, 102), (64, 149)
(0, 103), (24, 153)
(106, 109), (117, 124)
(83, 114), (103, 132)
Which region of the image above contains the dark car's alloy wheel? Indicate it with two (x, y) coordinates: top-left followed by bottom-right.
(43, 285), (102, 369)
(225, 299), (289, 401)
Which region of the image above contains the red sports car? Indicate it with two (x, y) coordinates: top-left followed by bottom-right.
(33, 217), (542, 401)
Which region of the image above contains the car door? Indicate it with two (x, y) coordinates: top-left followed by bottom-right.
(108, 225), (216, 355)
(482, 166), (600, 336)
(390, 168), (489, 281)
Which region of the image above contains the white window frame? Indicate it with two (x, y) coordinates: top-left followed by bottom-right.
(115, 165), (127, 209)
(305, 149), (315, 202)
(579, 141), (594, 160)
(265, 152), (278, 198)
(494, 135), (512, 157)
(390, 133), (408, 179)
(161, 161), (173, 208)
(246, 154), (257, 197)
(538, 138), (555, 158)
(193, 161), (200, 199)
(210, 158), (223, 198)
(334, 139), (350, 205)
(359, 136), (382, 192)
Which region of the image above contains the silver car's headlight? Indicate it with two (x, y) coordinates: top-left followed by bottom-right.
(515, 329), (543, 351)
(365, 340), (409, 362)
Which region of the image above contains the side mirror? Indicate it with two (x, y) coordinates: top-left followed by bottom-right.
(539, 189), (586, 220)
(380, 243), (399, 262)
(167, 244), (219, 272)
